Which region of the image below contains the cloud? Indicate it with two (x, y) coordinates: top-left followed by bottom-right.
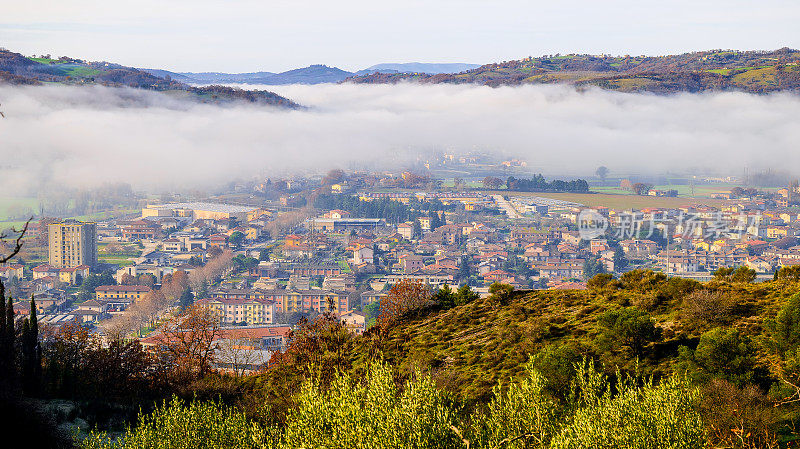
(0, 82), (799, 195)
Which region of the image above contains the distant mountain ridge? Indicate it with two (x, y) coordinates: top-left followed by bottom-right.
(144, 62), (481, 85)
(362, 62), (481, 74)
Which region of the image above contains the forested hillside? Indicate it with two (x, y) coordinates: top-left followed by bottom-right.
(10, 267), (800, 448)
(347, 48), (800, 93)
(0, 49), (300, 108)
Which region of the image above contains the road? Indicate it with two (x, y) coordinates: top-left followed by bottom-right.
(492, 194), (522, 219)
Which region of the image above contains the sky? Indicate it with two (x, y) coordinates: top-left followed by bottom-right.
(2, 0), (800, 72)
(2, 82), (799, 195)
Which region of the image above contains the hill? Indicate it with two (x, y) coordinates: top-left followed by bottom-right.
(0, 50), (301, 108)
(145, 64), (352, 85)
(347, 48), (800, 94)
(144, 62), (483, 85)
(349, 273), (791, 406)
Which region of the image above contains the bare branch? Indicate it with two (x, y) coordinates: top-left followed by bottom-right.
(0, 217), (31, 264)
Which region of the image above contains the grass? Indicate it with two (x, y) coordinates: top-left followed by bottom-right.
(64, 66), (102, 77)
(28, 57), (59, 64)
(99, 256), (135, 267)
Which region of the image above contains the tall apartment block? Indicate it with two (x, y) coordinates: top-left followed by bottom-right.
(48, 220), (98, 268)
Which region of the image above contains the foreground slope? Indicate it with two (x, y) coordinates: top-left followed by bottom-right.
(353, 273), (793, 406)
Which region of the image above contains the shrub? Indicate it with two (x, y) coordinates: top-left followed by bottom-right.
(283, 361), (460, 448)
(550, 362), (706, 449)
(468, 360), (557, 449)
(682, 290), (737, 326)
(80, 397), (274, 449)
(699, 379), (778, 449)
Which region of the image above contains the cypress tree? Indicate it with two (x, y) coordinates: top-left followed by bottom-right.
(22, 296), (40, 396)
(5, 296), (14, 353)
(0, 280), (6, 379)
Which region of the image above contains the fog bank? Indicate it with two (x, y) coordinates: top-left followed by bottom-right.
(0, 82), (798, 195)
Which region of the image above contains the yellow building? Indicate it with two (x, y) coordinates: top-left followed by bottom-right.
(48, 220), (97, 269)
(95, 285), (152, 300)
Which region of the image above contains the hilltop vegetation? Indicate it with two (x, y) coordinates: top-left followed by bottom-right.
(10, 268), (800, 447)
(56, 269), (800, 448)
(0, 49), (300, 108)
(348, 48), (800, 94)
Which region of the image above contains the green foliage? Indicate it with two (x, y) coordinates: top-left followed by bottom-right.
(529, 345), (581, 400)
(597, 307), (660, 356)
(550, 362), (706, 449)
(586, 273), (613, 291)
(776, 265), (800, 281)
(228, 231), (245, 247)
(765, 292), (800, 355)
(432, 284), (456, 309)
(80, 397), (274, 449)
(284, 361), (460, 449)
(678, 327), (757, 387)
(488, 283), (514, 309)
(714, 266), (756, 283)
(178, 286), (195, 311)
(468, 359), (557, 449)
(454, 284), (479, 306)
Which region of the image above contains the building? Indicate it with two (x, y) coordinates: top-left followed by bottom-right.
(58, 265), (90, 285)
(310, 217), (385, 233)
(0, 264), (24, 280)
(142, 202), (262, 222)
(95, 284), (152, 301)
(204, 297), (276, 325)
(339, 310), (367, 335)
(48, 220), (97, 269)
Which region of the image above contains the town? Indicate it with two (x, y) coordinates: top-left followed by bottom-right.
(2, 161), (798, 374)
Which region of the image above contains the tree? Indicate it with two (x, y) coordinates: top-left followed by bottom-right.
(258, 248), (271, 262)
(598, 307), (660, 356)
(631, 183), (654, 196)
(765, 292), (800, 356)
(457, 256), (471, 282)
(270, 313), (353, 387)
(454, 284), (479, 306)
(679, 327), (756, 387)
(428, 210), (442, 230)
(178, 286), (195, 311)
(228, 231), (245, 248)
(21, 296), (40, 396)
(487, 282), (514, 309)
(595, 166), (609, 182)
(377, 280), (431, 331)
(482, 176), (504, 190)
(156, 304), (222, 379)
(413, 219), (422, 239)
(613, 246), (628, 270)
(431, 284), (455, 309)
